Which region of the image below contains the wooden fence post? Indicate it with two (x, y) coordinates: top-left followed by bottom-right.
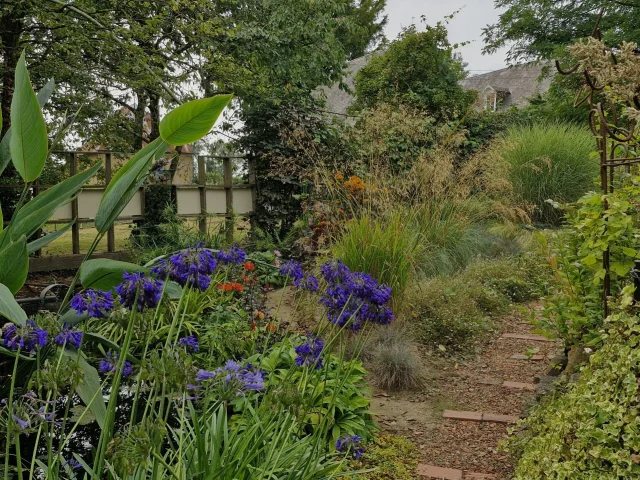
(105, 153), (116, 252)
(247, 157), (257, 234)
(198, 155), (207, 234)
(70, 153), (80, 255)
(223, 157), (234, 243)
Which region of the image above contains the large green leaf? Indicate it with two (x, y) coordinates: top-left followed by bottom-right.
(64, 350), (106, 429)
(95, 138), (167, 232)
(3, 162), (101, 244)
(9, 52), (48, 182)
(0, 283), (27, 326)
(0, 236), (28, 294)
(80, 258), (148, 291)
(159, 94), (233, 146)
(0, 78), (54, 177)
(27, 221), (74, 254)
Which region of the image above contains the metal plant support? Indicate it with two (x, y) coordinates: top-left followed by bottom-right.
(555, 11), (640, 316)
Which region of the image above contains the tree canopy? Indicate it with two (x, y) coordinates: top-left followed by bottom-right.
(352, 23), (474, 118)
(483, 0), (640, 64)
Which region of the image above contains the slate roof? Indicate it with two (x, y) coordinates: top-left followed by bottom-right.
(459, 62), (554, 109)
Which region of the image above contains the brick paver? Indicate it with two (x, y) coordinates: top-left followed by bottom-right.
(481, 413), (519, 424)
(443, 410), (482, 422)
(509, 353), (545, 361)
(502, 381), (536, 391)
(417, 464), (463, 479)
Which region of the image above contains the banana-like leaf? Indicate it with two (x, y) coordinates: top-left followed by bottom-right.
(0, 283), (27, 326)
(27, 220), (74, 254)
(64, 349), (106, 429)
(80, 258), (149, 291)
(159, 94), (233, 146)
(1, 162), (100, 244)
(0, 236), (28, 294)
(95, 138), (167, 232)
(0, 78), (54, 177)
(10, 52), (48, 182)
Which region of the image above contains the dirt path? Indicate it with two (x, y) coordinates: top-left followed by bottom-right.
(370, 302), (560, 479)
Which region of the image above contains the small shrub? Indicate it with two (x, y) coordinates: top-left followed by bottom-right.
(350, 434), (420, 479)
(492, 123), (597, 225)
(368, 327), (423, 391)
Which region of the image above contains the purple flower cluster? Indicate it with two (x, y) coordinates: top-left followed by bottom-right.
(279, 259), (319, 292)
(320, 260), (393, 330)
(99, 352), (134, 378)
(2, 320), (48, 352)
(294, 336), (324, 369)
(54, 326), (83, 349)
(70, 289), (114, 318)
(336, 435), (364, 459)
(196, 360), (265, 395)
(115, 272), (164, 311)
(217, 246), (246, 265)
(153, 245), (218, 291)
(177, 335), (199, 353)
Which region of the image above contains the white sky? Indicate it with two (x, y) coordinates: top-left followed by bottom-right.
(382, 0), (509, 75)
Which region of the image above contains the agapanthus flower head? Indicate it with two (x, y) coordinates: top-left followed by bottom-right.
(319, 260), (394, 330)
(294, 335), (324, 369)
(218, 246), (246, 265)
(99, 352), (133, 378)
(70, 289), (114, 318)
(153, 245), (218, 291)
(63, 458), (82, 472)
(295, 274), (319, 292)
(279, 259), (304, 281)
(177, 335), (199, 353)
(54, 325), (83, 349)
(2, 320), (48, 352)
(115, 271), (164, 311)
(12, 414), (29, 430)
(195, 359), (265, 395)
(335, 435), (364, 459)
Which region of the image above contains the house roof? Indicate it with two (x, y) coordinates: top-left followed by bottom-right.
(459, 62), (554, 107)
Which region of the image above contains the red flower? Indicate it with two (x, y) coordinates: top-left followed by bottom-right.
(217, 283), (233, 292)
(244, 261), (255, 272)
(231, 282), (244, 292)
(266, 323), (277, 332)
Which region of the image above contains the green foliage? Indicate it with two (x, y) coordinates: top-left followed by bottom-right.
(537, 179), (640, 347)
(483, 0), (638, 64)
(332, 210), (420, 303)
(351, 434), (420, 479)
(506, 311), (640, 479)
(353, 23), (474, 117)
(492, 123), (597, 225)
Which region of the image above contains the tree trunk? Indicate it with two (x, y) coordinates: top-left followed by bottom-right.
(0, 13), (23, 136)
(133, 89), (147, 150)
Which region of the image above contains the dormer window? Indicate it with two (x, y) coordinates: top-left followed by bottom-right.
(482, 86), (511, 112)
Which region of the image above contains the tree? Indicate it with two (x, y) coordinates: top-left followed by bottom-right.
(337, 0), (388, 59)
(483, 0), (640, 64)
(352, 22), (475, 118)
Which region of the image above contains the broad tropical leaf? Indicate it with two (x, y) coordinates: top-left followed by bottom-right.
(9, 52), (48, 182)
(0, 283), (27, 326)
(80, 258), (148, 291)
(0, 78), (54, 177)
(0, 236), (28, 294)
(95, 138), (167, 232)
(159, 94), (233, 146)
(64, 350), (106, 429)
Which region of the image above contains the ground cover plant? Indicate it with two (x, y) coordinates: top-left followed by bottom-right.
(0, 57), (394, 479)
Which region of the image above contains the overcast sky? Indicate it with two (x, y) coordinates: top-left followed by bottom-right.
(382, 0), (509, 75)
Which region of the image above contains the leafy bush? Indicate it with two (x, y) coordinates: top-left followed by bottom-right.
(491, 123), (597, 225)
(505, 311), (640, 479)
(350, 434), (420, 479)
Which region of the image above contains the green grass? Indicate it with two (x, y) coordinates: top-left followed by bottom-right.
(496, 123), (598, 225)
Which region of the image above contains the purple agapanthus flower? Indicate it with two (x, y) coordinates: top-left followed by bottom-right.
(217, 246), (246, 265)
(153, 244), (218, 291)
(294, 335), (324, 369)
(319, 260), (393, 330)
(2, 320), (48, 352)
(295, 274), (319, 292)
(279, 259), (304, 282)
(196, 359), (265, 395)
(70, 289), (114, 318)
(177, 335), (199, 353)
(63, 458), (82, 471)
(54, 326), (83, 350)
(336, 435), (364, 459)
(115, 272), (164, 311)
(99, 352), (133, 378)
(12, 414), (29, 430)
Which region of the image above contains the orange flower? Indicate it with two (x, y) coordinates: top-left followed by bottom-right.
(343, 175), (367, 194)
(231, 282), (244, 292)
(244, 261), (255, 272)
(334, 171), (344, 182)
(266, 323), (277, 332)
(254, 310), (265, 320)
(217, 283), (233, 292)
